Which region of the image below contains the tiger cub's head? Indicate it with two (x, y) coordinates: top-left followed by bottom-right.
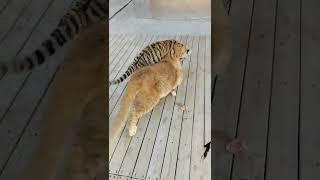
(170, 42), (191, 61)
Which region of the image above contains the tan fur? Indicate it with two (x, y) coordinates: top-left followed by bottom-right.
(110, 42), (190, 144)
(24, 22), (107, 180)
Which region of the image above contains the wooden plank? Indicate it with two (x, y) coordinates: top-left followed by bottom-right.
(265, 0), (300, 179)
(231, 0), (277, 179)
(300, 0), (320, 179)
(109, 35), (143, 86)
(109, 0), (132, 19)
(109, 34), (118, 44)
(0, 0), (31, 41)
(0, 65), (59, 171)
(109, 35), (128, 64)
(109, 35), (151, 115)
(109, 34), (124, 53)
(212, 0), (254, 179)
(159, 36), (191, 180)
(115, 36), (174, 178)
(108, 35), (155, 156)
(109, 173), (143, 180)
(143, 35), (181, 180)
(109, 35), (138, 72)
(0, 72), (29, 122)
(0, 0), (71, 121)
(110, 35), (136, 67)
(109, 109), (152, 175)
(175, 36), (200, 180)
(0, 0), (72, 173)
(0, 0), (58, 102)
(109, 35), (122, 52)
(109, 35), (164, 113)
(204, 35), (211, 144)
(109, 35), (163, 174)
(129, 94), (166, 179)
(189, 36), (210, 180)
(0, 68), (58, 180)
(128, 36), (179, 180)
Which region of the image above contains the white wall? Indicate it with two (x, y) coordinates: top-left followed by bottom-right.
(133, 0), (210, 19)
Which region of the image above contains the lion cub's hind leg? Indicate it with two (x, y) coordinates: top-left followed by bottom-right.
(170, 90), (176, 96)
(128, 91), (160, 136)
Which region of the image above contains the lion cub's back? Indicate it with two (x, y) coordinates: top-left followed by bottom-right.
(129, 62), (179, 96)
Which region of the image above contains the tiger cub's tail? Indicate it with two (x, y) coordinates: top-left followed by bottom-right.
(109, 62), (137, 86)
(0, 0), (106, 77)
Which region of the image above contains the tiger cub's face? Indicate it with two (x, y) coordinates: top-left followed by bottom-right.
(171, 42), (192, 61)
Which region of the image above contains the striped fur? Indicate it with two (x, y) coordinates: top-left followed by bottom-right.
(0, 0), (107, 77)
(109, 39), (181, 86)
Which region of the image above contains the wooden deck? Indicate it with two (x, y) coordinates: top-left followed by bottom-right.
(0, 0), (73, 180)
(0, 0), (319, 180)
(213, 0), (320, 180)
(107, 35), (211, 180)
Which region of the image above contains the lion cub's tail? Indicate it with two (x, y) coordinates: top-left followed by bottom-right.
(109, 84), (137, 145)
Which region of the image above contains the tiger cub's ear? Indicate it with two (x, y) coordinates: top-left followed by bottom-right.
(170, 48), (175, 58)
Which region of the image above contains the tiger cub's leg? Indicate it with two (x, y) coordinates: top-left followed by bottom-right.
(64, 90), (107, 180)
(128, 92), (160, 136)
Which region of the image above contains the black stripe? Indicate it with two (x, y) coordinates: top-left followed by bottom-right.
(64, 22), (73, 38)
(154, 45), (162, 60)
(94, 0), (107, 13)
(140, 55), (147, 65)
(25, 57), (34, 69)
(51, 29), (67, 46)
(58, 18), (73, 38)
(74, 10), (86, 26)
(69, 13), (79, 32)
(128, 66), (134, 73)
(35, 50), (45, 65)
(88, 5), (100, 17)
(149, 45), (159, 62)
(42, 40), (55, 55)
(120, 77), (124, 82)
(137, 61), (144, 67)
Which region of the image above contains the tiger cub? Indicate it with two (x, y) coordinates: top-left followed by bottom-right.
(0, 0), (106, 77)
(109, 39), (183, 86)
(110, 41), (191, 145)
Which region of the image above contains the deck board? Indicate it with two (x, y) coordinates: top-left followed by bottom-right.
(119, 35), (172, 176)
(265, 0), (300, 179)
(231, 0), (277, 178)
(0, 0), (72, 179)
(109, 34), (211, 179)
(212, 0), (254, 179)
(300, 0), (320, 179)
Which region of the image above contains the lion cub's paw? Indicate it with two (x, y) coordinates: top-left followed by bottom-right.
(170, 91), (176, 96)
(129, 125), (137, 136)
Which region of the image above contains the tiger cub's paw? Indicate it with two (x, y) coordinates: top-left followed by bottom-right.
(170, 91), (176, 96)
(129, 125), (137, 136)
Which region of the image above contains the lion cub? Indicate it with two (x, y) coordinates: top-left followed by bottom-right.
(110, 42), (191, 144)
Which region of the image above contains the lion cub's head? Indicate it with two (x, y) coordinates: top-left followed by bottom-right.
(170, 42), (191, 61)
